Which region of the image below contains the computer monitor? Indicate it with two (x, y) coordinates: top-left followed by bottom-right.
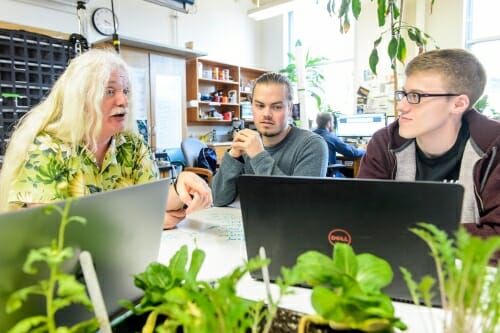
(386, 115), (397, 124)
(336, 113), (386, 138)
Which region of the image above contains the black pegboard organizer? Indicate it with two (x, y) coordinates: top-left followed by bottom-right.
(0, 28), (77, 155)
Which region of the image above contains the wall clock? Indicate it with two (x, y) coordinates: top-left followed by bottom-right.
(92, 7), (119, 36)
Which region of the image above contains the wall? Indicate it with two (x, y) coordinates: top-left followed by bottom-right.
(354, 0), (464, 86)
(0, 0), (278, 69)
(0, 0), (464, 85)
(0, 0), (465, 136)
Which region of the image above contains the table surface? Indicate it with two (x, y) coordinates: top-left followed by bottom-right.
(157, 206), (445, 333)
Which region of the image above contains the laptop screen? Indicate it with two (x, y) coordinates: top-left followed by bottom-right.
(239, 175), (463, 307)
(0, 179), (169, 331)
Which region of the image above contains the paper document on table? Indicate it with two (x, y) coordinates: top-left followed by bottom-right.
(157, 207), (247, 281)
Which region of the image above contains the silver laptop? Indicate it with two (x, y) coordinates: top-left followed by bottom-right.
(0, 179), (169, 331)
(239, 175), (464, 307)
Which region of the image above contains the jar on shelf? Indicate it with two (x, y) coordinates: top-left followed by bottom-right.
(222, 69), (230, 81)
(212, 67), (219, 80)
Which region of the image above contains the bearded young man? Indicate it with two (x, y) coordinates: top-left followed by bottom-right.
(212, 72), (328, 206)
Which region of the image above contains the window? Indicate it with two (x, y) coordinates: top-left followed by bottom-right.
(288, 2), (355, 122)
(465, 0), (500, 116)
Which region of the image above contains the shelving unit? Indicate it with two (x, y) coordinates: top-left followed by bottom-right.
(239, 65), (268, 122)
(0, 28), (75, 155)
(186, 58), (268, 125)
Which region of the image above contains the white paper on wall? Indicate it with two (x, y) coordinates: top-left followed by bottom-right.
(155, 74), (182, 151)
(129, 67), (148, 121)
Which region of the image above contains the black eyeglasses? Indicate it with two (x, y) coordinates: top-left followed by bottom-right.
(394, 90), (460, 104)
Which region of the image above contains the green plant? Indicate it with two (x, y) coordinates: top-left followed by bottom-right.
(280, 40), (328, 112)
(5, 201), (99, 333)
(401, 223), (500, 333)
(282, 242), (407, 332)
(474, 95), (500, 119)
(123, 244), (291, 333)
(318, 0), (439, 115)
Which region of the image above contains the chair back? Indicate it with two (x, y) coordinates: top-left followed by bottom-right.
(181, 138), (208, 168)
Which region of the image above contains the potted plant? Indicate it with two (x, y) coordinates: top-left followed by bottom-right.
(282, 242), (407, 332)
(474, 95), (500, 120)
(121, 244), (294, 333)
(317, 0), (439, 115)
(400, 223), (500, 333)
(121, 242), (408, 333)
(280, 39), (329, 113)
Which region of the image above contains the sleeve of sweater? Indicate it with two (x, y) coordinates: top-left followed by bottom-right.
(211, 151), (245, 206)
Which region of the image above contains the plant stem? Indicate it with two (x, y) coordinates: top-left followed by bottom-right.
(47, 201), (71, 332)
(46, 266), (58, 333)
(57, 201), (72, 251)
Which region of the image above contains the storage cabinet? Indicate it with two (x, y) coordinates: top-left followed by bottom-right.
(0, 28), (75, 155)
(239, 65), (268, 121)
(186, 58), (268, 125)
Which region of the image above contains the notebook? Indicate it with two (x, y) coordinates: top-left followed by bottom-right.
(0, 178), (169, 332)
(239, 175), (464, 307)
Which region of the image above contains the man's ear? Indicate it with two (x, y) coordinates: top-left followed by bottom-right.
(452, 94), (470, 115)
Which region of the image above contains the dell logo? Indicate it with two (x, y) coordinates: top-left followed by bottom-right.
(328, 229), (352, 245)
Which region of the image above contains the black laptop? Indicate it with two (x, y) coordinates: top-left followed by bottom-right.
(238, 175), (464, 306)
(0, 179), (169, 332)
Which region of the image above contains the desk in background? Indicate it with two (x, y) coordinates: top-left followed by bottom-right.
(158, 207), (444, 333)
(336, 154), (361, 178)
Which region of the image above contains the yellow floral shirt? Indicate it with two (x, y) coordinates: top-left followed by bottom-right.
(9, 131), (159, 208)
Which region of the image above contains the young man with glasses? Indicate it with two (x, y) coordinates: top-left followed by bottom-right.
(358, 48), (500, 248)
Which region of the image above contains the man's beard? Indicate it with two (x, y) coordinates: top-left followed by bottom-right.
(259, 126), (286, 138)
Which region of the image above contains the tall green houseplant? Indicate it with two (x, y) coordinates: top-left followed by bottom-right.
(318, 0), (439, 115)
(280, 40), (328, 113)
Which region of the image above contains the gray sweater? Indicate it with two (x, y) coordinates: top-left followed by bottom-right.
(211, 126), (328, 206)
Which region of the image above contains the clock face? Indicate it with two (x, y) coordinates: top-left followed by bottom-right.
(92, 7), (119, 36)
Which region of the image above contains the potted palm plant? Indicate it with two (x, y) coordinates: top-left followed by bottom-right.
(280, 39), (328, 113)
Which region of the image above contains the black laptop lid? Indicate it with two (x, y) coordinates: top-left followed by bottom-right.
(239, 175), (464, 306)
(0, 179), (169, 331)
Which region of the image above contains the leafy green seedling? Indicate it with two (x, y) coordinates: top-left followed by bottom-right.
(6, 201), (99, 333)
(401, 223), (500, 333)
(282, 242), (407, 332)
(123, 244), (292, 333)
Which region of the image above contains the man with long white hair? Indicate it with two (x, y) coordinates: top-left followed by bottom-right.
(0, 48), (211, 229)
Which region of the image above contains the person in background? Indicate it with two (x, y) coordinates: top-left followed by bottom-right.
(0, 48), (212, 229)
(211, 72), (328, 206)
(313, 112), (365, 177)
(358, 48), (500, 257)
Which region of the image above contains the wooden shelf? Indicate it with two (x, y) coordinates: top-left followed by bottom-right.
(186, 58), (269, 125)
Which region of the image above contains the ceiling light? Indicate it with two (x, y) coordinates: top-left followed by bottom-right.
(248, 0), (297, 21)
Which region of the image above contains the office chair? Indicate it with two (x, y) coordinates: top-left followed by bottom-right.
(155, 148), (187, 180)
(327, 163), (350, 178)
(180, 138), (213, 184)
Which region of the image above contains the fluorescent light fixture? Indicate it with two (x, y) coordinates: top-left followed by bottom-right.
(248, 0), (298, 21)
(13, 0), (85, 13)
